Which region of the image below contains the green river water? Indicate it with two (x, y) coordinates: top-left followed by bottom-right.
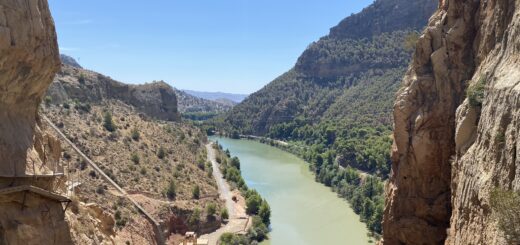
(211, 137), (370, 245)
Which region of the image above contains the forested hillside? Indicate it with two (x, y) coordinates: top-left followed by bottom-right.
(214, 0), (437, 235)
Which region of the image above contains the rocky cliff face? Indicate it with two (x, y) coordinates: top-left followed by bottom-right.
(47, 65), (180, 121)
(0, 0), (72, 244)
(0, 0), (61, 176)
(383, 0), (519, 244)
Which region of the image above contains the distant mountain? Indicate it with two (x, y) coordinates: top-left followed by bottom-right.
(213, 98), (237, 107)
(174, 89), (233, 113)
(59, 54), (82, 69)
(183, 90), (248, 103)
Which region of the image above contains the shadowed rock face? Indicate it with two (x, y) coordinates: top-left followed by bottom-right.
(0, 0), (60, 176)
(383, 0), (519, 244)
(0, 1), (72, 244)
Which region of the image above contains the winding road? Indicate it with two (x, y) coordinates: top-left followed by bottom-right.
(199, 143), (250, 245)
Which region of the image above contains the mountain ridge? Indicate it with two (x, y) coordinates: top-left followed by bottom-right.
(183, 89), (248, 103)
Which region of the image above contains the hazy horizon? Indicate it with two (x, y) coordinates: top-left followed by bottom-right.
(50, 0), (373, 94)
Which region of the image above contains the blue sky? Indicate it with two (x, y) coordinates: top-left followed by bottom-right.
(49, 0), (373, 94)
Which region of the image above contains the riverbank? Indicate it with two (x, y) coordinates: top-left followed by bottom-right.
(233, 135), (384, 237)
(199, 143), (251, 245)
(212, 136), (371, 244)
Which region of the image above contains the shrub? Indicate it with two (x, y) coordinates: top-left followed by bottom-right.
(89, 170), (97, 178)
(157, 146), (166, 159)
(44, 96), (52, 106)
(114, 210), (127, 227)
(96, 185), (105, 195)
(63, 102), (70, 109)
(131, 128), (140, 141)
(131, 153), (140, 164)
(206, 202), (217, 217)
(467, 77), (486, 107)
(188, 208), (201, 226)
(192, 185), (200, 199)
(103, 112), (116, 132)
(79, 159), (87, 170)
(221, 207), (229, 220)
(166, 180), (176, 200)
(78, 73), (86, 84)
(75, 102), (91, 113)
(197, 159), (206, 170)
(63, 152), (71, 160)
(490, 188), (520, 243)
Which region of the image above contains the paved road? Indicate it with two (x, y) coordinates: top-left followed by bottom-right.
(200, 143), (249, 245)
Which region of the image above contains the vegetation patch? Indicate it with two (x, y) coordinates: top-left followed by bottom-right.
(214, 142), (272, 244)
(490, 188), (520, 243)
(467, 77), (486, 107)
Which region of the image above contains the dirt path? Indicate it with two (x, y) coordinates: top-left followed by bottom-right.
(200, 143), (250, 245)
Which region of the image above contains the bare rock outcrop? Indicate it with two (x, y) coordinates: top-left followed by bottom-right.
(0, 0), (72, 244)
(0, 0), (61, 176)
(383, 0), (519, 244)
(47, 65), (181, 121)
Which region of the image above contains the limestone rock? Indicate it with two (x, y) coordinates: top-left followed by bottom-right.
(0, 1), (72, 244)
(0, 0), (60, 177)
(47, 65), (180, 121)
(382, 0), (520, 244)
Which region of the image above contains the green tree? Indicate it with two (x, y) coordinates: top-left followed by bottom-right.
(258, 200), (271, 226)
(230, 157), (241, 170)
(103, 111), (116, 132)
(248, 216), (269, 242)
(131, 128), (140, 141)
(206, 202), (217, 217)
(188, 208), (201, 226)
(245, 190), (262, 215)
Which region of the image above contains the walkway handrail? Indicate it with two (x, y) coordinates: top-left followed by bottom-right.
(42, 114), (165, 245)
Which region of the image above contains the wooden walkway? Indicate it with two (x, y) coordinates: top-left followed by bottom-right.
(43, 115), (165, 245)
(0, 185), (70, 202)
